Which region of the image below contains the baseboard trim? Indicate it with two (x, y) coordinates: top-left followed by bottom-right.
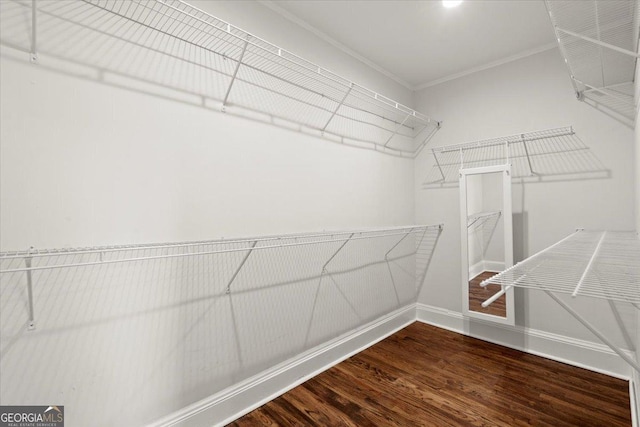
(149, 304), (416, 427)
(416, 303), (633, 380)
(632, 367), (639, 427)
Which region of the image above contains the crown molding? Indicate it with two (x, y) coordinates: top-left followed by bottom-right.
(414, 42), (559, 91)
(257, 0), (414, 91)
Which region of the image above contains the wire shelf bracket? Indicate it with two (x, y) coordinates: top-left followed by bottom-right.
(545, 1), (640, 124)
(423, 126), (608, 186)
(481, 229), (640, 374)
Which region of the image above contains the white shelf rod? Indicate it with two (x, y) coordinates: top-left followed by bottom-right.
(321, 83), (354, 133)
(555, 26), (640, 59)
(30, 0), (37, 63)
(25, 248), (35, 330)
(225, 240), (258, 294)
(545, 290), (640, 374)
(384, 114), (411, 147)
(222, 37), (249, 110)
(0, 226), (431, 260)
(480, 229), (583, 287)
(481, 285), (512, 308)
(1, 227), (441, 274)
(384, 228), (415, 260)
(572, 231), (606, 297)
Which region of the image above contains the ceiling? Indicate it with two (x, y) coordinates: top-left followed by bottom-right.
(261, 0), (558, 89)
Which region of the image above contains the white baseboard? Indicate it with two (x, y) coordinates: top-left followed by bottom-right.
(148, 304), (416, 427)
(150, 302), (634, 426)
(416, 303), (633, 380)
(469, 261), (504, 280)
(482, 260), (504, 273)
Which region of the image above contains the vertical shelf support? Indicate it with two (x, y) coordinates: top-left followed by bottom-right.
(384, 114), (411, 147)
(545, 290), (640, 374)
(30, 0), (37, 63)
(521, 134), (536, 176)
(222, 37), (250, 112)
(572, 231), (606, 297)
(226, 240), (258, 294)
(25, 247), (35, 330)
(322, 83), (353, 133)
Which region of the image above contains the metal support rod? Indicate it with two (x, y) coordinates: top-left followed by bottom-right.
(433, 150), (446, 181)
(383, 114), (411, 147)
(321, 83), (353, 132)
(481, 285), (512, 308)
(385, 229), (414, 260)
(226, 240), (257, 294)
(321, 233), (355, 272)
(545, 290), (640, 374)
(414, 125), (441, 158)
(222, 38), (249, 110)
(555, 27), (640, 59)
(30, 0), (37, 63)
(521, 134), (536, 176)
(572, 231), (606, 297)
(25, 247), (35, 330)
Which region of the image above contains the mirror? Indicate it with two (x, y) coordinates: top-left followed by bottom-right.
(460, 165), (514, 325)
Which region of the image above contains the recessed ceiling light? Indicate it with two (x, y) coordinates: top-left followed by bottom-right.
(442, 0), (463, 8)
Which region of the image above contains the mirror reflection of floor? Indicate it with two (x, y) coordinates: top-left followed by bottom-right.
(469, 271), (506, 317)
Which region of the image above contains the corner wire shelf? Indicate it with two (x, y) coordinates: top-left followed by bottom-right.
(0, 0), (440, 157)
(545, 1), (640, 124)
(422, 126), (607, 186)
(0, 224), (443, 331)
(481, 229), (640, 373)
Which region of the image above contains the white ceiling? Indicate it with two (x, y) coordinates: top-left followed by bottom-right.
(261, 0), (558, 89)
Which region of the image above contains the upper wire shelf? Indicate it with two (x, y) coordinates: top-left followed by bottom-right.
(482, 229), (640, 304)
(545, 1), (640, 124)
(422, 126), (607, 186)
(0, 225), (442, 273)
(0, 0), (440, 157)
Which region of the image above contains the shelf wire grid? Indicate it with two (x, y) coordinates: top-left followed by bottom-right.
(546, 1), (640, 122)
(482, 230), (640, 304)
(0, 0), (440, 156)
(0, 224), (443, 424)
(423, 126), (607, 185)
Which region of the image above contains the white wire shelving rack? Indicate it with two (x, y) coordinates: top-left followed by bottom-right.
(0, 0), (440, 157)
(422, 126), (607, 186)
(0, 224), (443, 331)
(545, 1), (640, 124)
(481, 229), (640, 373)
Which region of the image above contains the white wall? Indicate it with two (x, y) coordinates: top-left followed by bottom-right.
(415, 48), (636, 351)
(0, 1), (418, 426)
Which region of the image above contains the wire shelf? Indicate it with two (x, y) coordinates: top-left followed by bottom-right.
(0, 0), (440, 157)
(423, 126), (607, 185)
(545, 1), (640, 123)
(482, 230), (640, 304)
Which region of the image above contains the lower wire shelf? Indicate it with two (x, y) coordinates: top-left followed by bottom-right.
(482, 229), (640, 373)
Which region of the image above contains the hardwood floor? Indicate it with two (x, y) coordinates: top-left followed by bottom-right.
(469, 271), (506, 317)
(230, 322), (631, 426)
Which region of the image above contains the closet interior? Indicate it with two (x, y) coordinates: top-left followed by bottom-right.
(0, 0), (639, 426)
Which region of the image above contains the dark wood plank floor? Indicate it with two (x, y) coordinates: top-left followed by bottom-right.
(469, 271), (506, 317)
(230, 322), (631, 426)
